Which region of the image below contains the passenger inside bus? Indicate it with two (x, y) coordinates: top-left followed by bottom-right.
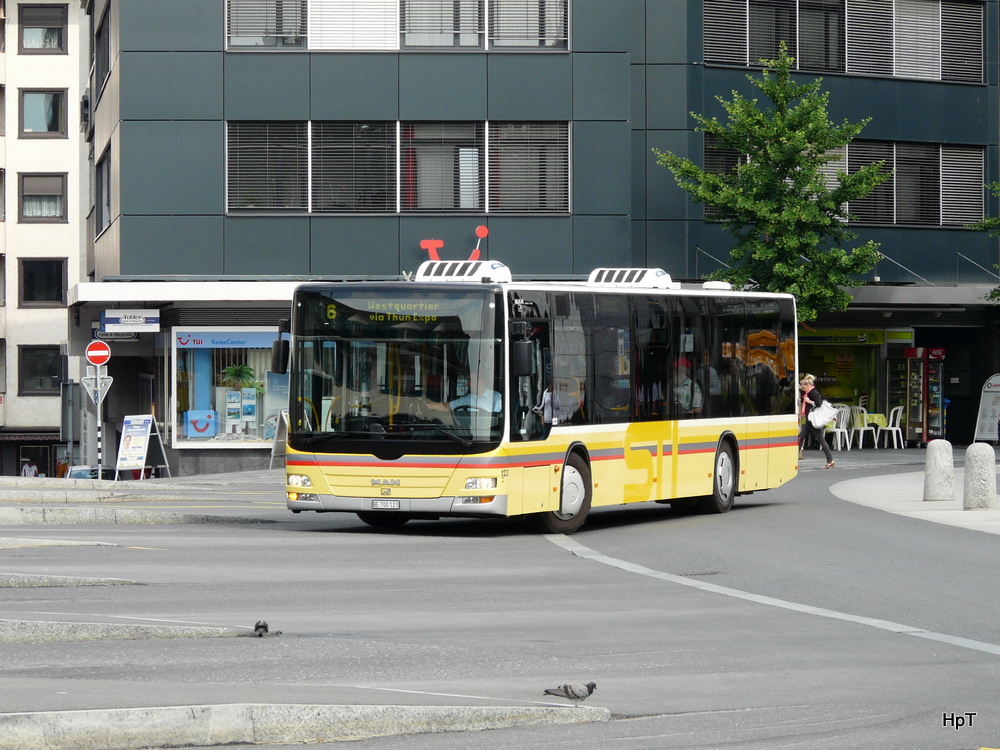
(674, 357), (703, 416)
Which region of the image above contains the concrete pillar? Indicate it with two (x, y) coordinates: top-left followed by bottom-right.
(923, 439), (954, 502)
(963, 443), (998, 510)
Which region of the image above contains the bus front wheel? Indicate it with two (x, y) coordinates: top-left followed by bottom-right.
(534, 453), (592, 534)
(357, 511), (411, 528)
(698, 443), (736, 514)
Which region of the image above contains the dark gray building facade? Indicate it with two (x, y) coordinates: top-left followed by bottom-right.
(75, 0), (999, 471)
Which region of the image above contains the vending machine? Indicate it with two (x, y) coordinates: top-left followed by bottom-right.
(904, 347), (945, 444)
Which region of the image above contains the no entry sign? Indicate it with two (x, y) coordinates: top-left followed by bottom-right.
(85, 340), (111, 366)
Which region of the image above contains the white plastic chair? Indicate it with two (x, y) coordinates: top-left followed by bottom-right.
(851, 405), (877, 449)
(827, 404), (851, 451)
(877, 405), (904, 449)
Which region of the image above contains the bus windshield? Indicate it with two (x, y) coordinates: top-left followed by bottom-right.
(289, 285), (503, 453)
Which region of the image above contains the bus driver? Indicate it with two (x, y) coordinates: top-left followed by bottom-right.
(449, 370), (502, 414)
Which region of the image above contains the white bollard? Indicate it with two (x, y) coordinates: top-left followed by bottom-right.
(963, 443), (998, 510)
(923, 439), (954, 502)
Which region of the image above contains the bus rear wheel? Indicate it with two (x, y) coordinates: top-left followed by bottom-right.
(357, 511), (411, 528)
(698, 443), (736, 514)
(534, 453), (592, 534)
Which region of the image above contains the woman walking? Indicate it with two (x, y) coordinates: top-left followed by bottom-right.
(799, 374), (835, 469)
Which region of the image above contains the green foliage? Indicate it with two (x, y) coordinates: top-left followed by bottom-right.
(653, 43), (889, 321)
(220, 364), (263, 396)
(968, 182), (1000, 303)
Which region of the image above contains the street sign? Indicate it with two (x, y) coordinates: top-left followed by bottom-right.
(81, 368), (113, 406)
(85, 340), (112, 366)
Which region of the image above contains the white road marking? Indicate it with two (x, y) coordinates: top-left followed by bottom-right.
(547, 534), (1000, 657)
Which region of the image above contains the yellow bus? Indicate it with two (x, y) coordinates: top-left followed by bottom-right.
(272, 260), (799, 533)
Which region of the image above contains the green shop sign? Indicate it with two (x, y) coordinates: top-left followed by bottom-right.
(799, 329), (885, 346)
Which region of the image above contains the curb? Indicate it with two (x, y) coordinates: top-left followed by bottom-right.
(0, 618), (250, 643)
(0, 703), (610, 749)
(0, 507), (273, 525)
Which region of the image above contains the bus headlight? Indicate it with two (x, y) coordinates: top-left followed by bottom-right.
(465, 477), (497, 490)
(287, 474), (312, 488)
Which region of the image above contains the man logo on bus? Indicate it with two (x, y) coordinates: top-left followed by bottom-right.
(421, 225), (489, 261)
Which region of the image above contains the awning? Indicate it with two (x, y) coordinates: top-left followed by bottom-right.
(0, 432), (59, 442)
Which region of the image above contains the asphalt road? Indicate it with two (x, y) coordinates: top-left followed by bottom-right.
(2, 454), (1000, 749)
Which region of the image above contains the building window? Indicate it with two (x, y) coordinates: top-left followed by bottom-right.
(19, 4), (67, 53)
(19, 345), (63, 395)
(226, 0), (306, 48)
(227, 120), (570, 214)
(19, 173), (67, 223)
(847, 140), (984, 225)
(311, 121), (396, 213)
(96, 150), (112, 233)
(173, 328), (287, 447)
(401, 0), (484, 48)
(704, 137), (984, 226)
(489, 122), (569, 212)
(95, 5), (111, 93)
(20, 259), (66, 306)
(227, 0), (567, 50)
(704, 0), (983, 83)
(400, 122), (483, 211)
(226, 121), (308, 210)
(20, 89), (67, 137)
(490, 0), (568, 47)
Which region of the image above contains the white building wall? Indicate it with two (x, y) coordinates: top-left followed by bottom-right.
(2, 1), (88, 444)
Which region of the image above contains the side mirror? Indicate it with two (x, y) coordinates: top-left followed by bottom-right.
(271, 338), (289, 374)
(512, 340), (533, 378)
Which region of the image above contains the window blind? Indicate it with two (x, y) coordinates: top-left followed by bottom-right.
(846, 140), (894, 223)
(227, 122), (308, 210)
(941, 1), (983, 82)
(401, 0), (483, 48)
(940, 145), (983, 225)
(95, 9), (111, 89)
(490, 0), (568, 48)
(845, 0), (892, 75)
(894, 142), (939, 224)
(894, 0), (940, 79)
(400, 122), (484, 211)
(312, 122), (396, 212)
(703, 133), (746, 220)
(488, 122), (568, 212)
(309, 0), (398, 50)
(96, 152), (111, 233)
(704, 0), (748, 64)
(749, 0), (796, 64)
(798, 0), (845, 72)
(227, 0), (307, 47)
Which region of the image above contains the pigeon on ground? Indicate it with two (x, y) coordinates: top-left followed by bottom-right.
(543, 682), (597, 706)
(254, 620), (269, 637)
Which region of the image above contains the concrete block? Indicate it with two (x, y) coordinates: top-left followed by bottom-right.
(923, 439), (954, 502)
(963, 443), (998, 510)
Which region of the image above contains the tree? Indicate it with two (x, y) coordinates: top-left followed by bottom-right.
(969, 182), (1000, 303)
(654, 44), (890, 321)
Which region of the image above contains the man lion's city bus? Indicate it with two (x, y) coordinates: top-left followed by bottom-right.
(272, 260), (798, 533)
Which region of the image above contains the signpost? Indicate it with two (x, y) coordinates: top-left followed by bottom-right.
(81, 343), (113, 471)
(85, 340), (111, 366)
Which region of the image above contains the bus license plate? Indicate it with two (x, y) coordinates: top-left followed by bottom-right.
(372, 500), (400, 510)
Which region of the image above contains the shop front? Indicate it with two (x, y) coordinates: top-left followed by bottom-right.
(798, 328), (886, 411)
(173, 328), (288, 449)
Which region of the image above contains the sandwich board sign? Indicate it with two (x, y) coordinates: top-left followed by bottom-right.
(973, 374), (1000, 442)
(115, 414), (171, 478)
